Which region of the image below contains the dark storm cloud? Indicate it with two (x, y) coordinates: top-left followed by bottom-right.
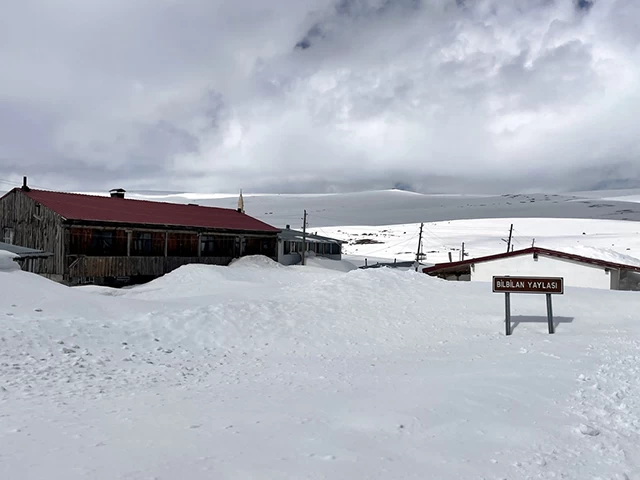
(575, 0), (595, 12)
(1, 0), (639, 194)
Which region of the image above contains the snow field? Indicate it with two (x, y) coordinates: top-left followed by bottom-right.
(2, 256), (640, 478)
(320, 217), (640, 266)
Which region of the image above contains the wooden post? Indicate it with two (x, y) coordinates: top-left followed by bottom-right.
(197, 233), (202, 257)
(301, 210), (307, 265)
(505, 293), (512, 336)
(448, 252), (453, 262)
(126, 231), (131, 257)
(546, 294), (555, 334)
(164, 232), (168, 257)
(415, 222), (423, 272)
(507, 224), (513, 253)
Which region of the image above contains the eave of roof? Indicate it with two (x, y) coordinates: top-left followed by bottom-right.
(0, 241), (52, 258)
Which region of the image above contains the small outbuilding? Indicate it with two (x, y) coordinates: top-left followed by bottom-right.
(0, 241), (53, 273)
(277, 226), (345, 265)
(423, 247), (640, 291)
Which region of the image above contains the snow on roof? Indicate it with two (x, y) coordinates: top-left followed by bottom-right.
(0, 242), (52, 258)
(278, 228), (346, 244)
(424, 246), (640, 275)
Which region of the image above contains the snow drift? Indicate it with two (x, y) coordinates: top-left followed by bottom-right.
(0, 249), (20, 272)
(2, 257), (640, 479)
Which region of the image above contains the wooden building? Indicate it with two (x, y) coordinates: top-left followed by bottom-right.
(277, 226), (345, 265)
(0, 179), (280, 285)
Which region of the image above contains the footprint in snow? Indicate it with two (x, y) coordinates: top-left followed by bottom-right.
(578, 424), (600, 436)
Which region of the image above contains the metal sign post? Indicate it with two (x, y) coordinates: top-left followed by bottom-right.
(505, 292), (511, 336)
(493, 276), (564, 336)
(546, 293), (554, 334)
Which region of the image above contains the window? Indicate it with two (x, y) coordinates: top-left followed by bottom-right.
(131, 231), (164, 256)
(133, 233), (152, 254)
(69, 228), (126, 256)
(284, 240), (301, 254)
(201, 235), (216, 256)
(167, 233), (198, 257)
(91, 230), (114, 255)
(244, 237), (276, 257)
(3, 227), (14, 245)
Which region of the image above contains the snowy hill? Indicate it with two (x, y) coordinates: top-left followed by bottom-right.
(77, 188), (640, 228)
(324, 217), (640, 266)
(2, 260), (640, 478)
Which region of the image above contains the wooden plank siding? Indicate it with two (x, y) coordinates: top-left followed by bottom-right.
(0, 189), (65, 277)
(68, 256), (233, 279)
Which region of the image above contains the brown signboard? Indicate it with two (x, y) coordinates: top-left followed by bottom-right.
(492, 276), (564, 295)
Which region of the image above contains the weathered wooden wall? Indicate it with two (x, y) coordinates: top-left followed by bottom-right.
(0, 189), (64, 276)
(68, 256), (233, 279)
(15, 256), (54, 275)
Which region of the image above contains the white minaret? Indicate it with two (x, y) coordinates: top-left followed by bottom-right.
(237, 189), (245, 213)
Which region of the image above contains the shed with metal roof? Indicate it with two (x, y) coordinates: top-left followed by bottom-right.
(423, 247), (640, 291)
(0, 179), (280, 285)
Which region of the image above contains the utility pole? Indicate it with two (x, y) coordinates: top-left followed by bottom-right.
(531, 238), (536, 248)
(301, 210), (307, 265)
(415, 222), (424, 271)
(503, 224), (514, 253)
(461, 242), (465, 261)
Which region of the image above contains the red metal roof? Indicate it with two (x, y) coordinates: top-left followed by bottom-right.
(16, 188), (279, 232)
(423, 247), (640, 274)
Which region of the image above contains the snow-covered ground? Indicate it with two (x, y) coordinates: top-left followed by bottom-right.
(2, 255), (640, 479)
(321, 218), (640, 267)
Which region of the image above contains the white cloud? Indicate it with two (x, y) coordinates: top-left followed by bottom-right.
(1, 0), (639, 193)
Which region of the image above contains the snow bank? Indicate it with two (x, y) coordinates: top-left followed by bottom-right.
(228, 254), (286, 269)
(0, 249), (20, 272)
(4, 250), (640, 479)
(302, 256), (358, 272)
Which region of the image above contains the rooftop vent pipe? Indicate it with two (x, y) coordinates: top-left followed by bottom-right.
(109, 188), (126, 199)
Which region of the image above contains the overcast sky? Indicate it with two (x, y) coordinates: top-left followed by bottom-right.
(1, 0), (639, 194)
